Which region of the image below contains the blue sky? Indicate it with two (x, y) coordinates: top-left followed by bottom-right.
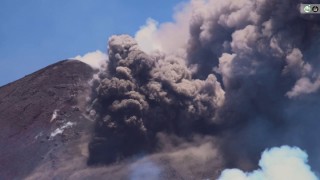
(0, 0), (185, 86)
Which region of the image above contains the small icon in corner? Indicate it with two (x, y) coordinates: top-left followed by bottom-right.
(304, 5), (312, 13)
(312, 6), (319, 13)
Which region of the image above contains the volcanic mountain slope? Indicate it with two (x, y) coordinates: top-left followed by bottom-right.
(0, 60), (94, 179)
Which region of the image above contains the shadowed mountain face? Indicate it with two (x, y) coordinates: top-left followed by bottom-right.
(0, 60), (94, 179)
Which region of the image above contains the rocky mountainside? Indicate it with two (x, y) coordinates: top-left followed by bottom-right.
(0, 60), (94, 179)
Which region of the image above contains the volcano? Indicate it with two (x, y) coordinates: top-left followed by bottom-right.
(2, 0), (320, 179)
(0, 60), (95, 179)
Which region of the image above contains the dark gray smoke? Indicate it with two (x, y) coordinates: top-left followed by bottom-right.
(88, 34), (225, 166)
(183, 0), (320, 171)
(26, 0), (320, 179)
(89, 0), (320, 176)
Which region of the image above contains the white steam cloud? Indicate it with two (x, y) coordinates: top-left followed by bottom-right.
(218, 146), (318, 180)
(73, 50), (108, 69)
(134, 2), (191, 54)
(134, 18), (163, 54)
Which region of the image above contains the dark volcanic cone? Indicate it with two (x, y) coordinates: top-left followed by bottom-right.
(0, 60), (94, 179)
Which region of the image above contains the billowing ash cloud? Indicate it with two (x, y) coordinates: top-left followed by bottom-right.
(88, 34), (225, 166)
(218, 146), (318, 180)
(86, 0), (320, 178)
(26, 0), (320, 179)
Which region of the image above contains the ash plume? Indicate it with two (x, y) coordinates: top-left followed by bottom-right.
(26, 0), (320, 179)
(85, 0), (320, 177)
(88, 34), (225, 165)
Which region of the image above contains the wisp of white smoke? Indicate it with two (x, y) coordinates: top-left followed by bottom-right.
(73, 50), (108, 70)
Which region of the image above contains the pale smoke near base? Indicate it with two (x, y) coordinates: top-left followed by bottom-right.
(218, 146), (318, 180)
